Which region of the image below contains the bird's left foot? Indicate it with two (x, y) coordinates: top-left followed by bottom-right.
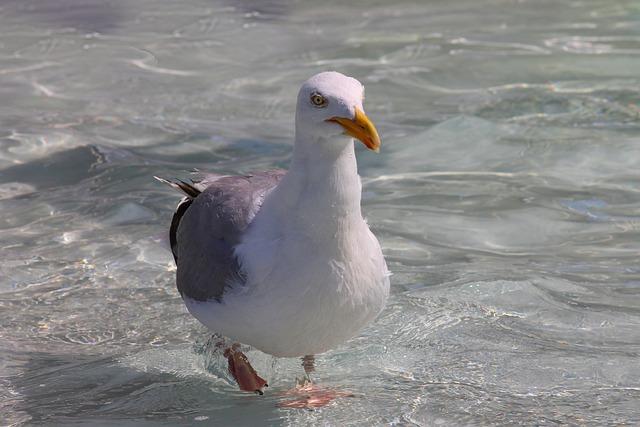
(224, 346), (268, 394)
(277, 382), (353, 409)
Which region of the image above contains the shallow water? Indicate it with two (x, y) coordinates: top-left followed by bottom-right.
(1, 0), (640, 425)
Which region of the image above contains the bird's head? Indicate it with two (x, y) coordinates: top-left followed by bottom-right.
(295, 71), (380, 153)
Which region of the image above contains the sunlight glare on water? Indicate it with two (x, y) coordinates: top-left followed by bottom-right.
(1, 0), (639, 425)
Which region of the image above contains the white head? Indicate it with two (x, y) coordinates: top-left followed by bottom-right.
(295, 71), (380, 153)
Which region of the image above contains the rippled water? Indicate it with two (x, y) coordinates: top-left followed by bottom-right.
(1, 0), (639, 425)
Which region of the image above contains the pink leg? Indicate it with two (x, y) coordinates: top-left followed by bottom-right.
(224, 345), (268, 394)
(277, 355), (354, 408)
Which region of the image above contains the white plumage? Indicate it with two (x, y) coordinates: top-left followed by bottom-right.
(164, 71), (390, 360)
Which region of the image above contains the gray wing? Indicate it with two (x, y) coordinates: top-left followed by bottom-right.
(156, 170), (285, 302)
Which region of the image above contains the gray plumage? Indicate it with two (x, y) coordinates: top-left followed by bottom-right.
(156, 170), (285, 301)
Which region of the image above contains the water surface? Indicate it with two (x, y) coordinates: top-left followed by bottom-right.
(1, 0), (639, 425)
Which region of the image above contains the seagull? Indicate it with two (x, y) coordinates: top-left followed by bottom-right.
(157, 71), (390, 398)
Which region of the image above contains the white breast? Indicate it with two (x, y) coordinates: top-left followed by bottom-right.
(184, 213), (389, 357)
(185, 135), (390, 357)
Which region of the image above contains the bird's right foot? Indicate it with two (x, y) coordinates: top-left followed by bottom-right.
(224, 346), (268, 394)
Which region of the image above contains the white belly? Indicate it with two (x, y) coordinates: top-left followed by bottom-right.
(184, 226), (390, 357)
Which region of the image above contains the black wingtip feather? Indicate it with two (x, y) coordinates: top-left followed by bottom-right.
(155, 175), (202, 263)
(176, 179), (200, 198)
(170, 198), (192, 262)
(154, 175), (201, 198)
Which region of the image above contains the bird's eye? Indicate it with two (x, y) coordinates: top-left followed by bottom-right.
(310, 92), (327, 108)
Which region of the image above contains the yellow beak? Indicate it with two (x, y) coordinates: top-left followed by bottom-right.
(326, 108), (381, 153)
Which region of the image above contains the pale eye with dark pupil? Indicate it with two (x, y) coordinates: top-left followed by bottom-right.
(310, 93), (327, 107)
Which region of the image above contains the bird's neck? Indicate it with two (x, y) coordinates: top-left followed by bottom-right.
(261, 135), (363, 235)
